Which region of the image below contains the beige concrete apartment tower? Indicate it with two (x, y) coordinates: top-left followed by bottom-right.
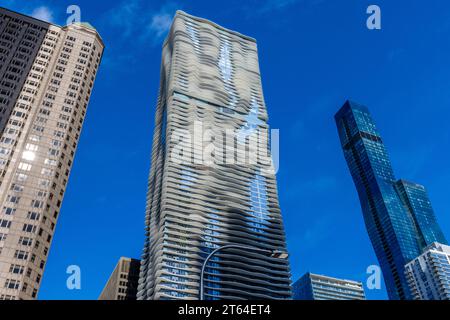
(0, 7), (104, 300)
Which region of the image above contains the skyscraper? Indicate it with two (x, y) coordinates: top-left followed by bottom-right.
(405, 242), (450, 300)
(293, 273), (366, 300)
(0, 7), (104, 300)
(137, 11), (291, 300)
(99, 257), (140, 300)
(335, 100), (447, 300)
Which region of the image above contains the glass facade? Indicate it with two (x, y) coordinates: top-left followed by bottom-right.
(395, 180), (447, 248)
(335, 100), (447, 300)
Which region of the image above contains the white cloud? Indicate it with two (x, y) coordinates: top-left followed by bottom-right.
(108, 0), (140, 37)
(253, 0), (324, 16)
(149, 12), (173, 38)
(105, 0), (178, 45)
(31, 6), (53, 23)
(140, 3), (178, 43)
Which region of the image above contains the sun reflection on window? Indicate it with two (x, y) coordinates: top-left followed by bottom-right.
(22, 151), (36, 161)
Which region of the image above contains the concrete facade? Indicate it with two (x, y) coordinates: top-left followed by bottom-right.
(99, 257), (140, 300)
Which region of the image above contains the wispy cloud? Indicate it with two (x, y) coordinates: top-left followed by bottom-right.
(148, 12), (173, 38)
(108, 0), (140, 38)
(104, 0), (179, 45)
(139, 3), (178, 44)
(248, 0), (324, 17)
(2, 2), (57, 24)
(31, 6), (53, 23)
(99, 1), (180, 72)
(258, 0), (301, 13)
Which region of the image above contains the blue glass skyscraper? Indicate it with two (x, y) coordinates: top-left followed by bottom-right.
(335, 100), (447, 300)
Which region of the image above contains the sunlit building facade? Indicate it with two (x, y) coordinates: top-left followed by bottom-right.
(0, 7), (103, 299)
(335, 100), (447, 300)
(293, 273), (366, 300)
(405, 242), (450, 300)
(137, 11), (291, 300)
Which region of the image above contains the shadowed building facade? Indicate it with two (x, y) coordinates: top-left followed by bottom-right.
(0, 7), (103, 300)
(137, 11), (291, 300)
(335, 101), (447, 300)
(99, 257), (140, 300)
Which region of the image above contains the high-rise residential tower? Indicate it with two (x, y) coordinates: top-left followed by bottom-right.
(293, 273), (366, 300)
(137, 11), (291, 300)
(0, 7), (104, 300)
(335, 100), (447, 300)
(99, 257), (140, 300)
(405, 242), (450, 300)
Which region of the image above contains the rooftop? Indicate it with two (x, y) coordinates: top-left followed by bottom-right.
(0, 6), (103, 45)
(163, 10), (257, 46)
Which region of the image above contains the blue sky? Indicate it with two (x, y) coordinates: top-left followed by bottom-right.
(3, 0), (450, 300)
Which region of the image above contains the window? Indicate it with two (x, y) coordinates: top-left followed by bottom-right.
(31, 200), (43, 209)
(4, 279), (20, 290)
(3, 207), (16, 215)
(48, 149), (59, 157)
(7, 196), (20, 204)
(11, 184), (24, 192)
(41, 168), (53, 176)
(18, 237), (33, 246)
(52, 140), (62, 148)
(18, 162), (32, 171)
(0, 147), (10, 155)
(22, 224), (36, 233)
(26, 143), (38, 151)
(44, 159), (57, 166)
(39, 179), (50, 188)
(14, 250), (28, 260)
(9, 264), (24, 275)
(0, 219), (12, 229)
(22, 151), (36, 161)
(16, 173), (28, 182)
(36, 190), (47, 198)
(29, 135), (40, 142)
